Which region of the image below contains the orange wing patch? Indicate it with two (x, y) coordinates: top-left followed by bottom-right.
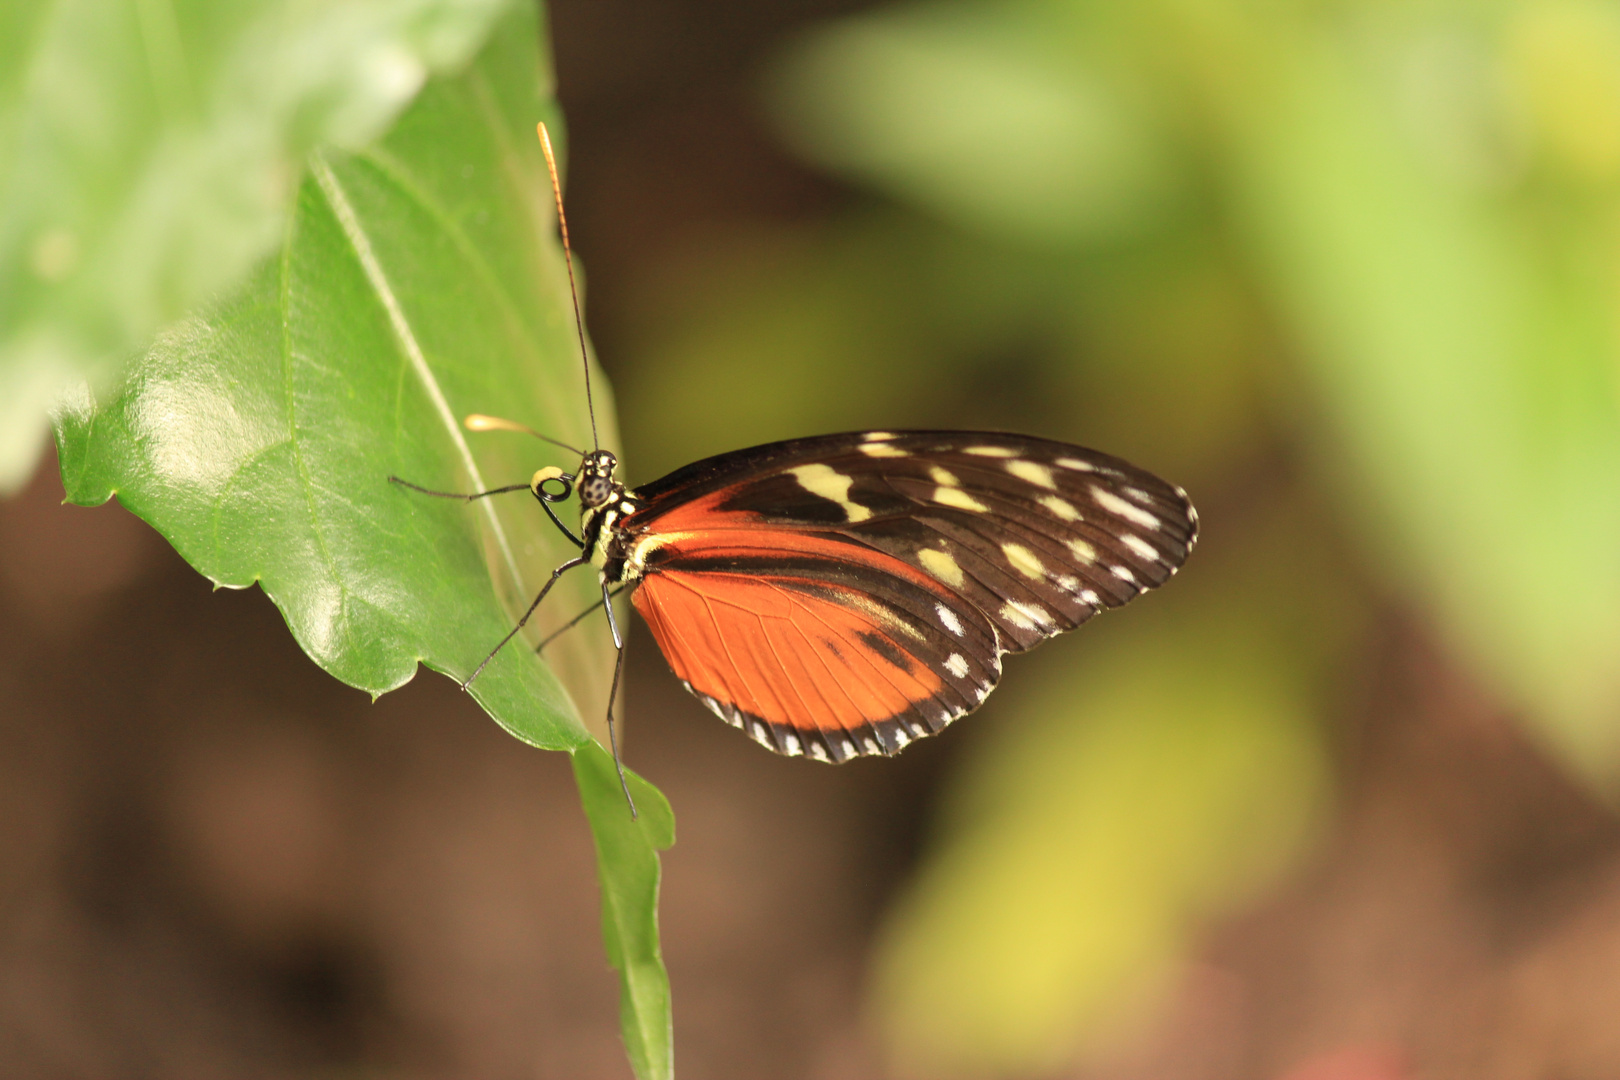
(633, 568), (982, 762)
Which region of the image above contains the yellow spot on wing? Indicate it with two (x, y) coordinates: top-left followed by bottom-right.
(964, 446), (1017, 457)
(860, 442), (908, 457)
(789, 463), (872, 522)
(935, 487), (989, 512)
(919, 548), (966, 587)
(1067, 537), (1097, 563)
(1001, 542), (1045, 579)
(930, 466), (959, 487)
(1005, 460), (1056, 489)
(1040, 495), (1080, 521)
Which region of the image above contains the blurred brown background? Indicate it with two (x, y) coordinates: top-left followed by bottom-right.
(8, 0), (1620, 1077)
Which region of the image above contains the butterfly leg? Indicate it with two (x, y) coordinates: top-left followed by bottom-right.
(534, 585), (626, 654)
(393, 474), (586, 551)
(389, 476), (531, 501)
(460, 556), (588, 688)
(536, 498), (584, 549)
(600, 580), (637, 818)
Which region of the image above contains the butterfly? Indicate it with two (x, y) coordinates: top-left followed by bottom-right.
(392, 125), (1197, 810)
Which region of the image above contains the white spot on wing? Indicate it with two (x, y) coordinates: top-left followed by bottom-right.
(784, 731), (802, 756)
(1056, 456), (1098, 472)
(964, 446), (1017, 457)
(893, 728), (911, 748)
(1111, 565), (1138, 585)
(1122, 534), (1160, 562)
(862, 736), (880, 755)
(1000, 600), (1055, 631)
(1006, 460), (1056, 489)
(1093, 485), (1161, 530)
(911, 722), (929, 737)
(945, 653), (970, 678)
(1040, 495), (1080, 521)
(1002, 542), (1045, 580)
(810, 742), (830, 762)
(865, 431), (898, 441)
(1176, 485), (1198, 527)
(789, 463), (872, 522)
(935, 487), (989, 513)
(840, 738), (856, 760)
(936, 604), (965, 637)
(1080, 589), (1100, 605)
(753, 721), (771, 746)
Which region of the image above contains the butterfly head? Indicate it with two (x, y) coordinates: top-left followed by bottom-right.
(577, 449), (620, 509)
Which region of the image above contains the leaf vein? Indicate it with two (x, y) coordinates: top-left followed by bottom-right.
(309, 152), (528, 613)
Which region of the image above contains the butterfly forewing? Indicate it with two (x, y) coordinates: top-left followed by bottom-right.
(622, 430), (1196, 760)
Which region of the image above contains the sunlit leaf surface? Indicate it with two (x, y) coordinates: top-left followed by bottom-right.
(53, 8), (673, 1077)
(0, 0), (512, 491)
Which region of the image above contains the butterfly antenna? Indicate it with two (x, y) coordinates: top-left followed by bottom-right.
(537, 122), (599, 452)
(464, 413), (583, 457)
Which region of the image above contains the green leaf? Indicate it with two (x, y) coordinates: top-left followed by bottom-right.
(575, 743), (676, 1080)
(1, 0), (513, 492)
(53, 7), (674, 1076)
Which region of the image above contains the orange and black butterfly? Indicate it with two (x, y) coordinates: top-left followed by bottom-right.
(619, 430), (1195, 761)
(393, 126), (1198, 810)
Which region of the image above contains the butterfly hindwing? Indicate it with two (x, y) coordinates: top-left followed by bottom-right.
(622, 430), (1197, 759)
(630, 533), (1000, 761)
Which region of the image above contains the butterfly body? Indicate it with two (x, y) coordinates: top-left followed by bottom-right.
(574, 449), (643, 576)
(568, 429), (1198, 763)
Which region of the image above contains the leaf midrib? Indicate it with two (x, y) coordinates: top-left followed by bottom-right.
(354, 144), (549, 405)
(310, 151), (529, 608)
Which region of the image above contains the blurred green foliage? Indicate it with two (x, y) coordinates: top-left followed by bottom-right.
(764, 0), (1620, 785)
(600, 0), (1620, 1073)
(0, 0), (512, 492)
(872, 569), (1337, 1077)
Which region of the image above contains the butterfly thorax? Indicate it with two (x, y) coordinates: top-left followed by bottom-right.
(576, 449), (644, 582)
